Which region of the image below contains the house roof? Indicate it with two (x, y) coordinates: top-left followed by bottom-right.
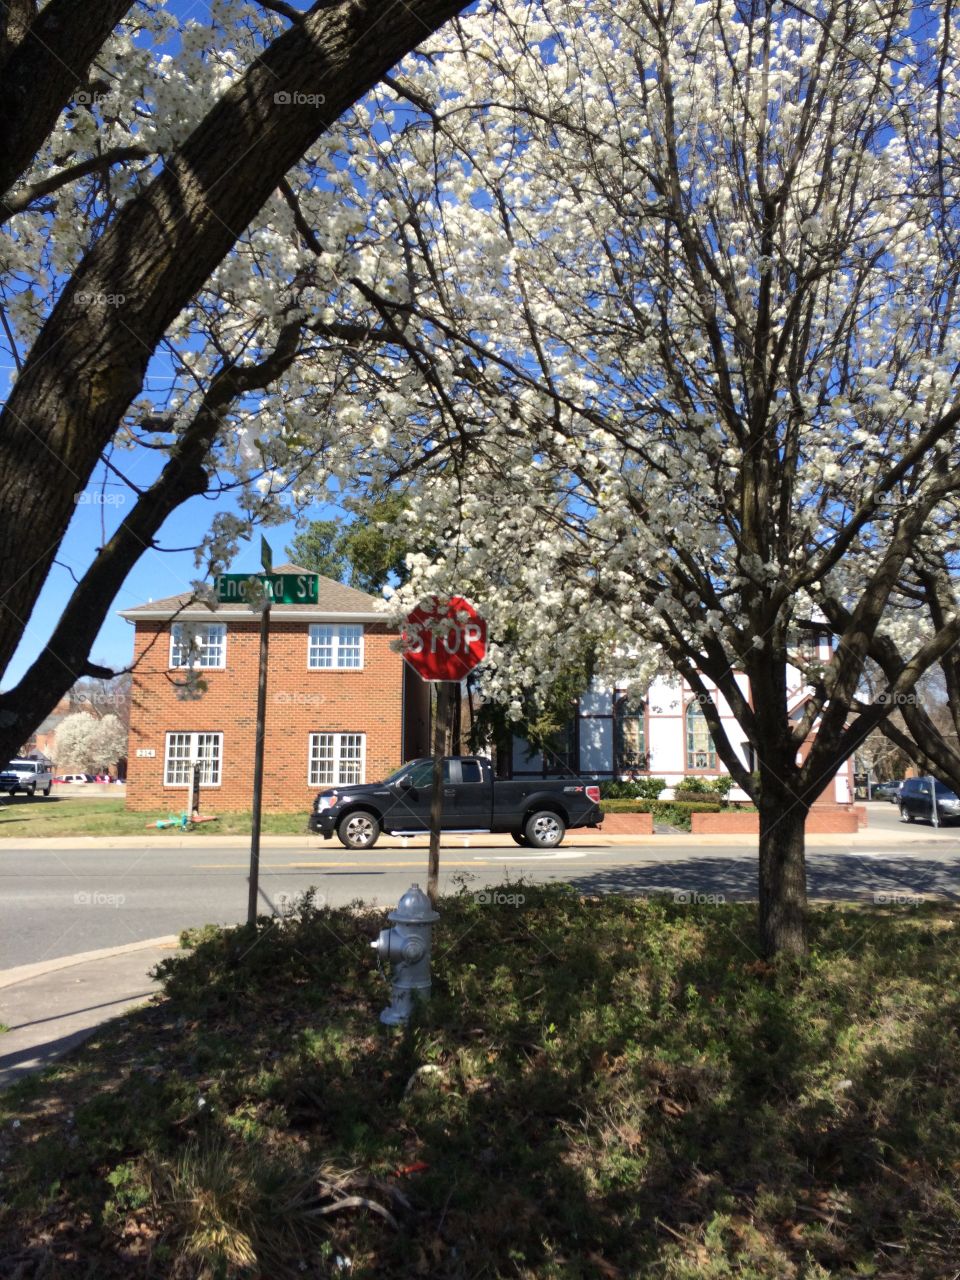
(118, 564), (389, 622)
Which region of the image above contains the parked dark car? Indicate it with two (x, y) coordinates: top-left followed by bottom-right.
(899, 777), (960, 825)
(872, 780), (902, 802)
(309, 755), (603, 849)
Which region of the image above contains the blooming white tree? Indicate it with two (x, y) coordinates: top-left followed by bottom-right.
(53, 712), (126, 773)
(313, 0), (960, 954)
(0, 0), (471, 767)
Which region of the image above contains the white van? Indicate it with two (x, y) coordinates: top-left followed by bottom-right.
(0, 759), (53, 796)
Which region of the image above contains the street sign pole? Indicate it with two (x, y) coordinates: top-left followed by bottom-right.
(246, 540), (275, 926)
(247, 598), (271, 925)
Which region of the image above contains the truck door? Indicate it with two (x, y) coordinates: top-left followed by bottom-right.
(444, 758), (491, 831)
(382, 759), (437, 832)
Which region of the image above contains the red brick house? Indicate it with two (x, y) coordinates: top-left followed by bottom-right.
(119, 566), (429, 813)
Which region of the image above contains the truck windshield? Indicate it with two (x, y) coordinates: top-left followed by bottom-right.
(383, 763), (421, 785)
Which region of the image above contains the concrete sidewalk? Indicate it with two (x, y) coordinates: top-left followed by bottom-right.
(0, 936), (178, 1092)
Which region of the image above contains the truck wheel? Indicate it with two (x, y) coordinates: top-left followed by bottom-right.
(337, 810), (381, 850)
(42, 785), (51, 796)
(24, 785), (35, 797)
(524, 810), (565, 849)
(899, 805), (913, 823)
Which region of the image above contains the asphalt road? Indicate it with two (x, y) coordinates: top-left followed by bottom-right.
(1, 802), (957, 971)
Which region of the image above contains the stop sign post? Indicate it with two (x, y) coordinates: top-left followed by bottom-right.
(402, 598), (487, 903)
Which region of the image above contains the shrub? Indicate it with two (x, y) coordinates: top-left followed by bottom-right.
(673, 775), (736, 804)
(668, 790), (719, 805)
(600, 777), (666, 800)
(600, 798), (724, 829)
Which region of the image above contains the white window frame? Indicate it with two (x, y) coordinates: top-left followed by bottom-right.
(307, 623), (364, 670)
(307, 732), (366, 787)
(169, 622), (227, 670)
(164, 732), (223, 787)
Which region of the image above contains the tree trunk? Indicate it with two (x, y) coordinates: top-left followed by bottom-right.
(0, 0), (471, 743)
(757, 798), (808, 958)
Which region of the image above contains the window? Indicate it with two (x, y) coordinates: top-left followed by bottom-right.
(307, 624), (363, 669)
(460, 760), (483, 784)
(170, 622), (226, 669)
(308, 733), (366, 786)
(405, 759), (451, 787)
(164, 732), (222, 786)
(685, 702), (717, 770)
(615, 695), (647, 772)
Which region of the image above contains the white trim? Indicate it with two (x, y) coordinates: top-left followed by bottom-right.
(307, 731), (366, 787)
(169, 621), (227, 670)
(307, 623), (365, 670)
(163, 731), (223, 788)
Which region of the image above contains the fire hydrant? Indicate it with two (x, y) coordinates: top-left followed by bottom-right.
(370, 884), (440, 1025)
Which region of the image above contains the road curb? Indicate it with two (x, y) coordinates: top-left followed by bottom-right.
(0, 935), (180, 991)
(0, 830), (949, 850)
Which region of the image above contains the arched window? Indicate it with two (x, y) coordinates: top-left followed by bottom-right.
(686, 701), (717, 770)
(615, 694), (647, 773)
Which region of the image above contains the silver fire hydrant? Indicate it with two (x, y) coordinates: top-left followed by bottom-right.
(370, 883), (440, 1025)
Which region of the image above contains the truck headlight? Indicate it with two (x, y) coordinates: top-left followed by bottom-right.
(316, 791), (339, 812)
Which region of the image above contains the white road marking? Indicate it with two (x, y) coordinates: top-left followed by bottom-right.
(486, 851), (587, 862)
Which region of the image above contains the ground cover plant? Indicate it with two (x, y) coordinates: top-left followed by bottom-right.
(0, 798), (309, 838)
(1, 883), (958, 1278)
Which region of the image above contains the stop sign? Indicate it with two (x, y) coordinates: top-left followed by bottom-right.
(402, 596), (487, 682)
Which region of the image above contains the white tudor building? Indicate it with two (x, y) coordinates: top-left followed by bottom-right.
(509, 630), (854, 804)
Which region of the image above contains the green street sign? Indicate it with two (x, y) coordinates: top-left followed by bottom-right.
(215, 572), (319, 605)
(260, 535), (273, 574)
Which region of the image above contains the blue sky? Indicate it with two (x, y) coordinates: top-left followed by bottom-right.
(3, 448), (338, 688)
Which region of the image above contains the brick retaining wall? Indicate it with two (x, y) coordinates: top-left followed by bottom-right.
(598, 812), (655, 835)
(691, 807), (860, 835)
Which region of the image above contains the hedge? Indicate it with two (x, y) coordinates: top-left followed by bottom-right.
(600, 798), (725, 830)
(601, 777), (667, 801)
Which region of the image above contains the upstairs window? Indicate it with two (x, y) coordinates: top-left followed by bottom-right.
(170, 622), (226, 669)
(686, 701), (718, 770)
(308, 623), (364, 669)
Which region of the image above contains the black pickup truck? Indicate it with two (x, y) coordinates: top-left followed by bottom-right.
(309, 756), (603, 849)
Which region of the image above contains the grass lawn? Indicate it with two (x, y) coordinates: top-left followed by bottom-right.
(0, 796), (308, 837)
(1, 884), (959, 1278)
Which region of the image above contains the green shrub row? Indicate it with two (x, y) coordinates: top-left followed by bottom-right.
(600, 798), (725, 830)
(601, 777), (667, 800)
(674, 775), (734, 798)
(601, 776), (739, 803)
